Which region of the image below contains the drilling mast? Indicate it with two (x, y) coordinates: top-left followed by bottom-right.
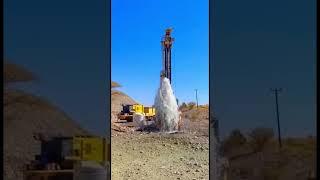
(161, 28), (174, 84)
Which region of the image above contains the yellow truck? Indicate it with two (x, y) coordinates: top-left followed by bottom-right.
(24, 135), (109, 180)
(118, 104), (156, 122)
(144, 107), (156, 120)
(72, 136), (109, 165)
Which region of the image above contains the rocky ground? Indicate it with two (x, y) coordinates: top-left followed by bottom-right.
(112, 132), (209, 180)
(111, 102), (209, 180)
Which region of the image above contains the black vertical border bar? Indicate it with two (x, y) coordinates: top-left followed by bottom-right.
(106, 0), (111, 177)
(209, 0), (216, 179)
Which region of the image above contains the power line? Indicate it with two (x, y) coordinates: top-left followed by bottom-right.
(271, 88), (282, 149)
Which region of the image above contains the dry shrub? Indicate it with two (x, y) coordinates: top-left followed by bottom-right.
(190, 111), (198, 121)
(179, 102), (188, 111)
(187, 102), (196, 110)
(248, 127), (274, 153)
(222, 129), (247, 153)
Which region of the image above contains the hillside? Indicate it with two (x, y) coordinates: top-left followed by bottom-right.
(111, 82), (139, 132)
(4, 90), (88, 180)
(111, 90), (137, 114)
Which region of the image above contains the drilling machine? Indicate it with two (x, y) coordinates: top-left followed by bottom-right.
(160, 28), (174, 83)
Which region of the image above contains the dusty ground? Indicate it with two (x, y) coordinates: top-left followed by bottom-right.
(111, 104), (209, 180)
(112, 132), (209, 180)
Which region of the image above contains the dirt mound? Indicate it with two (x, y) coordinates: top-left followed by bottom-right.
(3, 62), (36, 84)
(111, 90), (137, 119)
(111, 90), (137, 112)
(111, 88), (139, 134)
(4, 90), (88, 180)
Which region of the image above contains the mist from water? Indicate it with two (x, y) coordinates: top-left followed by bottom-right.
(154, 77), (180, 132)
(133, 113), (147, 129)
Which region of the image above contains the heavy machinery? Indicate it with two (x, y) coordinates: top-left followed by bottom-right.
(24, 135), (109, 180)
(117, 104), (156, 122)
(160, 28), (174, 84)
(143, 106), (156, 120)
(160, 28), (179, 105)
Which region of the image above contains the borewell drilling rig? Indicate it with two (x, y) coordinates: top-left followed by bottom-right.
(160, 28), (174, 84)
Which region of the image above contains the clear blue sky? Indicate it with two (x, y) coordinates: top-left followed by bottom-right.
(112, 0), (209, 106)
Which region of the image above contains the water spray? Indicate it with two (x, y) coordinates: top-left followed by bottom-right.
(154, 77), (180, 132)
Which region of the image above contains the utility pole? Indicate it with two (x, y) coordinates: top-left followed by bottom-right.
(195, 89), (199, 108)
(271, 88), (282, 149)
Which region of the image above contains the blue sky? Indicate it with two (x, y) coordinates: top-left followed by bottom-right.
(111, 0), (209, 106)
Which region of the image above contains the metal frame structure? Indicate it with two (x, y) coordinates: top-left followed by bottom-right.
(161, 28), (174, 84)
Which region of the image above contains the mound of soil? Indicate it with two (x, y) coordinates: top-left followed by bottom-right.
(4, 90), (88, 180)
(111, 89), (139, 133)
(111, 90), (137, 116)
